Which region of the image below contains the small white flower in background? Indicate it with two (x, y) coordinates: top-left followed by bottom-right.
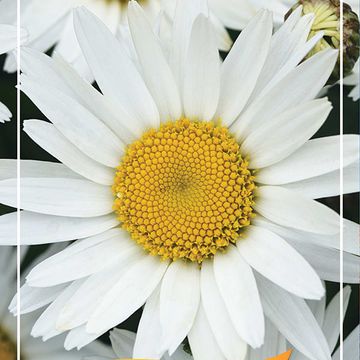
(84, 328), (191, 360)
(0, 0), (27, 123)
(87, 287), (360, 360)
(0, 246), (113, 360)
(0, 1), (359, 360)
(0, 0), (292, 76)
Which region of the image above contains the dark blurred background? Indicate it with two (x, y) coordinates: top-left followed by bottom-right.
(0, 28), (359, 349)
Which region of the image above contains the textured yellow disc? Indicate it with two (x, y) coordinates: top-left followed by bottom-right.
(113, 119), (256, 263)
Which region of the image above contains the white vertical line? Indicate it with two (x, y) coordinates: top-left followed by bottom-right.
(16, 0), (21, 358)
(339, 1), (344, 360)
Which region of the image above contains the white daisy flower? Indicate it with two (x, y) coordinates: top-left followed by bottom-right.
(0, 2), (359, 360)
(83, 328), (191, 360)
(0, 0), (288, 75)
(0, 246), (113, 359)
(87, 287), (360, 360)
(0, 1), (27, 123)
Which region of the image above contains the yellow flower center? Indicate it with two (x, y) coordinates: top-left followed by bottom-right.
(0, 326), (16, 360)
(113, 119), (256, 263)
(303, 1), (340, 56)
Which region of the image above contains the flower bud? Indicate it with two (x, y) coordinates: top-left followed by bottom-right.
(286, 0), (360, 84)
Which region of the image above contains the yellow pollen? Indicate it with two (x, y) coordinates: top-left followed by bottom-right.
(0, 326), (16, 360)
(303, 1), (340, 55)
(113, 119), (256, 263)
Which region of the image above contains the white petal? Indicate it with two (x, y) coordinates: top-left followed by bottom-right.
(24, 120), (115, 186)
(237, 225), (324, 299)
(9, 282), (66, 315)
(201, 261), (248, 360)
(257, 275), (332, 360)
(332, 325), (360, 360)
(73, 7), (160, 132)
(282, 240), (360, 284)
(255, 186), (339, 235)
(216, 10), (272, 126)
(322, 286), (351, 353)
(183, 14), (220, 121)
(188, 303), (226, 360)
(170, 0), (208, 92)
(282, 161), (359, 199)
(111, 329), (135, 358)
(26, 228), (135, 287)
(257, 135), (359, 185)
(232, 49), (338, 140)
(87, 255), (169, 333)
(56, 254), (139, 332)
(21, 75), (124, 168)
(0, 177), (113, 217)
(0, 159), (81, 180)
(242, 98), (332, 169)
(128, 1), (182, 122)
(0, 101), (11, 123)
(253, 215), (360, 256)
(64, 325), (105, 351)
(133, 286), (164, 359)
(160, 261), (200, 355)
(247, 318), (286, 360)
(31, 280), (85, 340)
(213, 246), (264, 348)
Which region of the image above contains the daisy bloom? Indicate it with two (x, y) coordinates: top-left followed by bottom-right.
(91, 287), (359, 360)
(0, 0), (27, 123)
(0, 1), (359, 360)
(0, 0), (287, 76)
(84, 328), (191, 360)
(0, 246), (113, 360)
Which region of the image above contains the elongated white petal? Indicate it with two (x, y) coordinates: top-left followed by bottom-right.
(9, 283), (66, 315)
(128, 1), (181, 122)
(73, 7), (159, 132)
(237, 226), (324, 299)
(170, 0), (208, 91)
(257, 275), (332, 360)
(133, 286), (164, 359)
(0, 177), (113, 217)
(246, 319), (286, 360)
(216, 10), (272, 126)
(257, 135), (359, 184)
(160, 261), (200, 355)
(56, 251), (141, 332)
(0, 159), (81, 180)
(232, 49), (338, 140)
(87, 255), (169, 334)
(255, 186), (339, 235)
(183, 15), (220, 121)
(21, 75), (124, 168)
(64, 325), (105, 351)
(286, 240), (360, 284)
(31, 280), (85, 340)
(332, 325), (359, 360)
(26, 229), (135, 287)
(322, 286), (351, 353)
(0, 101), (11, 123)
(111, 329), (135, 358)
(188, 304), (226, 360)
(214, 246), (264, 348)
(24, 120), (115, 186)
(253, 215), (360, 256)
(282, 161), (359, 199)
(242, 99), (332, 169)
(201, 261), (247, 360)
